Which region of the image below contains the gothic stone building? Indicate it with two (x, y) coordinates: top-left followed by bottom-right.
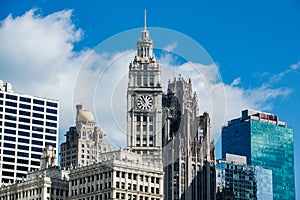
(162, 76), (216, 200)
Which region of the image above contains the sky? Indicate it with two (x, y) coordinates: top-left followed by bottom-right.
(0, 0), (299, 196)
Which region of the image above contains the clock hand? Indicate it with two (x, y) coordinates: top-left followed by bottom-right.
(142, 96), (146, 104)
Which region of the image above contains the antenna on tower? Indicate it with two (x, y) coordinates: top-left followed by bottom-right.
(144, 9), (147, 30)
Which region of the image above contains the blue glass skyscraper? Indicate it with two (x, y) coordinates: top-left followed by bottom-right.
(222, 109), (295, 200)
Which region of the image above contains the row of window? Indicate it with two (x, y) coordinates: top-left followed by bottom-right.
(116, 192), (160, 200)
(2, 117), (57, 127)
(71, 171), (112, 186)
(1, 143), (54, 151)
(1, 107), (57, 115)
(0, 93), (58, 108)
(2, 151), (41, 159)
(3, 129), (56, 137)
(2, 122), (57, 132)
(2, 156), (40, 165)
(115, 182), (159, 194)
(116, 171), (160, 184)
(1, 114), (57, 121)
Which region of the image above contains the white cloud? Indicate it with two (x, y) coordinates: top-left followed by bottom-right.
(163, 42), (177, 52)
(230, 77), (241, 86)
(0, 9), (90, 144)
(270, 61), (300, 83)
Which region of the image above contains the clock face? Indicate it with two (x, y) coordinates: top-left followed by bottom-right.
(137, 95), (153, 110)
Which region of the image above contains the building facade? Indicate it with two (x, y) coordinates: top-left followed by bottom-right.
(162, 76), (216, 200)
(0, 146), (69, 200)
(0, 80), (59, 183)
(216, 154), (273, 200)
(222, 109), (295, 200)
(60, 104), (111, 168)
(126, 13), (163, 155)
(68, 149), (164, 200)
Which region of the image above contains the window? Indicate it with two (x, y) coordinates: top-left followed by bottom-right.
(143, 75), (147, 86)
(6, 94), (17, 100)
(4, 136), (16, 142)
(18, 131), (30, 137)
(137, 76), (141, 86)
(5, 108), (17, 114)
(16, 173), (26, 178)
(47, 102), (58, 108)
(32, 126), (43, 132)
(5, 101), (17, 107)
(3, 150), (15, 155)
(33, 119), (44, 125)
(45, 135), (56, 141)
(19, 124), (30, 130)
(2, 171), (14, 177)
(4, 129), (16, 135)
(45, 142), (56, 147)
(17, 159), (29, 164)
(3, 157), (15, 162)
(46, 121), (57, 127)
(20, 97), (31, 103)
(20, 104), (31, 109)
(46, 115), (57, 121)
(17, 152), (29, 157)
(31, 154), (41, 159)
(33, 113), (44, 118)
(46, 128), (56, 134)
(32, 140), (43, 145)
(46, 108), (57, 114)
(150, 75), (154, 86)
(4, 143), (15, 148)
(19, 117), (30, 123)
(33, 99), (44, 105)
(32, 133), (43, 139)
(18, 145), (29, 150)
(31, 161), (40, 166)
(19, 110), (30, 116)
(33, 106), (44, 112)
(5, 121), (16, 128)
(18, 138), (29, 144)
(31, 147), (43, 152)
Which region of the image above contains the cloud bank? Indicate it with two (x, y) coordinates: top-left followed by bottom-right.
(0, 9), (293, 148)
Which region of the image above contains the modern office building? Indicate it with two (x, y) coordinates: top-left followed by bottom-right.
(68, 149), (164, 200)
(222, 109), (295, 200)
(216, 153), (273, 200)
(0, 80), (59, 183)
(162, 76), (216, 200)
(0, 146), (69, 200)
(60, 104), (111, 168)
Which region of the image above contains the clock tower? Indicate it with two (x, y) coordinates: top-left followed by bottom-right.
(127, 10), (162, 154)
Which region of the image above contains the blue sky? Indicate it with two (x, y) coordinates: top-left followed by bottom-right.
(0, 0), (299, 196)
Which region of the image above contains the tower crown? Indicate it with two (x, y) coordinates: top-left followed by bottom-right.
(136, 9), (154, 59)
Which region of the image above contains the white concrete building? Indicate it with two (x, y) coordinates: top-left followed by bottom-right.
(60, 104), (111, 168)
(0, 80), (59, 183)
(69, 149), (164, 200)
(0, 146), (69, 200)
(127, 10), (162, 156)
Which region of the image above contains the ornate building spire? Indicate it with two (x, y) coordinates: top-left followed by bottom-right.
(144, 9), (147, 31)
(136, 9), (153, 59)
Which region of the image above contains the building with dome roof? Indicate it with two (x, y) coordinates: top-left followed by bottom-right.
(60, 104), (111, 168)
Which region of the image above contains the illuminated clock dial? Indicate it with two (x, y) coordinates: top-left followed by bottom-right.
(137, 95), (153, 110)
